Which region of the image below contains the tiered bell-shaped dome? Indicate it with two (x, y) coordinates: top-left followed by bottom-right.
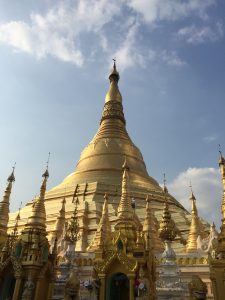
(48, 63), (184, 209)
(9, 63), (209, 252)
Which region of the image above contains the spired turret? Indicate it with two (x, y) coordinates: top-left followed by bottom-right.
(186, 190), (201, 252)
(0, 166), (15, 243)
(8, 63), (210, 252)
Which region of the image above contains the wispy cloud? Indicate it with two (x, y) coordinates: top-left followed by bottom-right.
(127, 0), (215, 23)
(160, 50), (186, 66)
(203, 134), (218, 142)
(167, 167), (222, 228)
(177, 21), (224, 44)
(0, 0), (217, 68)
(110, 22), (148, 71)
(0, 0), (121, 66)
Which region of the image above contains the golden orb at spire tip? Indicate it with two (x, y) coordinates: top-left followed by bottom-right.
(219, 145), (225, 166)
(109, 59), (120, 81)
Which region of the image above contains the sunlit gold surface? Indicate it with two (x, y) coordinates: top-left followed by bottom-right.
(0, 169), (15, 243)
(8, 64), (210, 253)
(92, 161), (156, 300)
(159, 187), (177, 242)
(186, 191), (201, 252)
(0, 167), (55, 300)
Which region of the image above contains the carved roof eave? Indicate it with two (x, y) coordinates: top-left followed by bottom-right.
(94, 251), (137, 274)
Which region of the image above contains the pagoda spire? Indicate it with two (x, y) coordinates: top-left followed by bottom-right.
(97, 193), (111, 234)
(186, 185), (201, 252)
(143, 195), (164, 251)
(100, 61), (126, 126)
(26, 163), (49, 231)
(88, 193), (111, 251)
(104, 60), (122, 101)
(117, 158), (133, 220)
(0, 164), (15, 237)
(217, 148), (225, 255)
(54, 197), (66, 234)
(159, 178), (177, 242)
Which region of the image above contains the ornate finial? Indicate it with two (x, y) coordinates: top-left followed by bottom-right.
(108, 59), (120, 82)
(219, 144), (225, 166)
(42, 152), (50, 178)
(113, 58), (116, 69)
(163, 173), (168, 194)
(46, 151), (50, 167)
(189, 181), (196, 200)
(17, 202), (22, 220)
(189, 180), (193, 192)
(101, 59), (124, 123)
(159, 186), (177, 241)
(7, 162), (16, 183)
(163, 173), (166, 186)
(18, 201), (22, 214)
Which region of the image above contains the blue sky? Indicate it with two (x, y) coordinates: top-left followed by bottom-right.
(0, 0), (224, 227)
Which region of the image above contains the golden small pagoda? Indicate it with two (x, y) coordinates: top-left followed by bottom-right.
(186, 189), (201, 252)
(0, 166), (56, 299)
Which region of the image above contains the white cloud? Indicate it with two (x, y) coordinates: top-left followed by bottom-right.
(160, 50), (186, 67)
(203, 135), (218, 142)
(0, 0), (121, 65)
(167, 167), (222, 228)
(177, 21), (224, 44)
(111, 23), (147, 71)
(127, 0), (215, 23)
(0, 0), (217, 67)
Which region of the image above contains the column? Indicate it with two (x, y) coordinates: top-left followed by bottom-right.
(34, 279), (41, 300)
(47, 281), (54, 300)
(99, 274), (106, 300)
(12, 277), (22, 300)
(129, 275), (135, 300)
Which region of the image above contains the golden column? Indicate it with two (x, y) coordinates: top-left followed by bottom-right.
(99, 274), (106, 300)
(12, 276), (22, 300)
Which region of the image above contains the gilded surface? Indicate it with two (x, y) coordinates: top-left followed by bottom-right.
(8, 64), (210, 256)
(186, 191), (201, 252)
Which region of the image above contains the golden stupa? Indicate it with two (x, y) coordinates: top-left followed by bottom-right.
(8, 62), (209, 251)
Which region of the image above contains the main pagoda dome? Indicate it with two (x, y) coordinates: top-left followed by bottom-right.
(9, 63), (208, 251)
